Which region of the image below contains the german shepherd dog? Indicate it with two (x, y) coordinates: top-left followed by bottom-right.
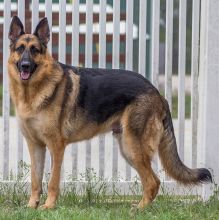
(8, 16), (212, 209)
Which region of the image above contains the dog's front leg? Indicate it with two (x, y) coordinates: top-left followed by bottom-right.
(27, 142), (46, 209)
(40, 141), (65, 209)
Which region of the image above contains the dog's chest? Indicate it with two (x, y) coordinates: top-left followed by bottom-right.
(17, 111), (58, 142)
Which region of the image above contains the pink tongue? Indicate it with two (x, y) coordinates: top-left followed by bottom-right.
(20, 71), (30, 80)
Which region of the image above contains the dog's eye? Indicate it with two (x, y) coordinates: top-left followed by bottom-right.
(15, 45), (25, 53)
(30, 46), (40, 54)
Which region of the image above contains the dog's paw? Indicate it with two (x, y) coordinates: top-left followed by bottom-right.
(27, 200), (40, 209)
(137, 198), (151, 210)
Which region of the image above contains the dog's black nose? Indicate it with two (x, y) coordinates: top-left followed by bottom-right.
(21, 61), (30, 69)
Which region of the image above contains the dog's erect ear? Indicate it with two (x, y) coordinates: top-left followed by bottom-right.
(33, 17), (50, 46)
(9, 16), (25, 42)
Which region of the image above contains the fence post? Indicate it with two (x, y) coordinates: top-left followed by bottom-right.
(198, 0), (219, 200)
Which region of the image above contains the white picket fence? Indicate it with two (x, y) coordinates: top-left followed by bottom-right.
(1, 0), (218, 197)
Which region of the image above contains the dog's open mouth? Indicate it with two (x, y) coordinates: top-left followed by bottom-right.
(20, 71), (31, 80)
(18, 64), (37, 80)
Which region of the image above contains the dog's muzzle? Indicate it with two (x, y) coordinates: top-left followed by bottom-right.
(17, 60), (37, 80)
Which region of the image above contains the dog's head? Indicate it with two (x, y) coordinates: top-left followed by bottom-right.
(8, 16), (50, 81)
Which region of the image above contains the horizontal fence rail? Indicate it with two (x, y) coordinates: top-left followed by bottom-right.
(0, 0), (202, 196)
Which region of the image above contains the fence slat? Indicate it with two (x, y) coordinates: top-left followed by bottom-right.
(112, 0), (120, 69)
(178, 0), (187, 161)
(86, 140), (91, 173)
(72, 0), (79, 66)
(71, 0), (80, 179)
(59, 0), (66, 63)
(191, 0), (200, 168)
(45, 0), (52, 53)
(125, 0), (133, 180)
(112, 136), (118, 179)
(198, 0), (219, 199)
(165, 0), (173, 111)
(17, 0), (25, 177)
(44, 0), (53, 176)
(59, 0), (66, 180)
(138, 0), (147, 76)
(85, 0), (93, 67)
(98, 0), (106, 178)
(98, 135), (105, 178)
(18, 0), (25, 23)
(71, 143), (78, 179)
(32, 0), (39, 31)
(151, 0), (160, 88)
(85, 0), (93, 176)
(125, 0), (133, 71)
(99, 0), (106, 68)
(162, 0), (174, 181)
(2, 0), (11, 180)
(151, 0), (160, 177)
(112, 0), (120, 179)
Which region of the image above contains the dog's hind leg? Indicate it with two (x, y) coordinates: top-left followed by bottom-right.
(117, 112), (163, 210)
(139, 115), (164, 207)
(27, 141), (46, 209)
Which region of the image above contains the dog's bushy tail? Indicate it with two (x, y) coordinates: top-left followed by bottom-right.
(158, 99), (212, 184)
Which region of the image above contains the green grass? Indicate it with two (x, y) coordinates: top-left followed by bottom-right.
(0, 193), (219, 220)
(0, 165), (218, 220)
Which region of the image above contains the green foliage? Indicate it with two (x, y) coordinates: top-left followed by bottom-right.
(159, 91), (191, 119)
(172, 94), (191, 119)
(0, 161), (30, 207)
